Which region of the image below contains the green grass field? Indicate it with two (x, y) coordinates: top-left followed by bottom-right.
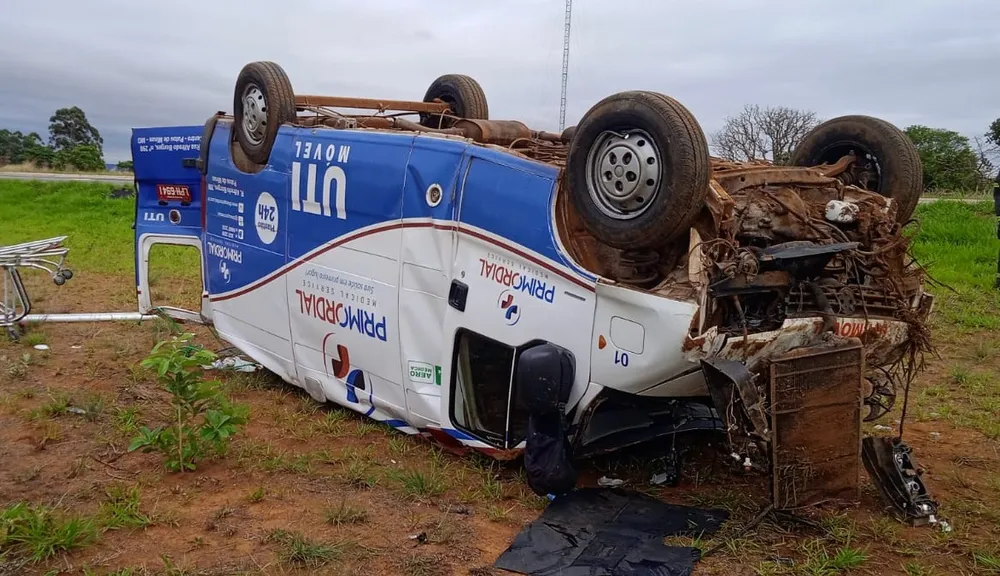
(909, 200), (1000, 330)
(0, 181), (198, 279)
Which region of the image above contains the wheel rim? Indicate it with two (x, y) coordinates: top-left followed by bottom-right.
(241, 84), (268, 146)
(585, 129), (661, 220)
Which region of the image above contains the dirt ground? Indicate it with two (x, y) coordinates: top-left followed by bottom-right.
(3, 268), (1000, 576)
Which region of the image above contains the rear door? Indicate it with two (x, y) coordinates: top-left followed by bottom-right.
(131, 126), (208, 322)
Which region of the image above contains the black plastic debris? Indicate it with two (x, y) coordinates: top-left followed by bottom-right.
(523, 412), (578, 497)
(494, 488), (729, 576)
(861, 436), (939, 526)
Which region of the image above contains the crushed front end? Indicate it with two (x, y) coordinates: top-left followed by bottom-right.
(681, 159), (934, 507)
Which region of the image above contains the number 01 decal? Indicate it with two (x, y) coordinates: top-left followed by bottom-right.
(614, 350), (629, 367)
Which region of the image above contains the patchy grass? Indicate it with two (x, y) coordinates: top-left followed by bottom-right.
(22, 332), (48, 347)
(99, 485), (154, 530)
(266, 528), (345, 569)
(390, 467), (449, 501)
(0, 502), (99, 563)
(323, 498), (368, 526)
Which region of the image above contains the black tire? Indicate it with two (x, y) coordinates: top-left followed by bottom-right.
(233, 61), (296, 165)
(419, 74), (489, 128)
(561, 125), (577, 143)
(566, 91), (710, 251)
(791, 115), (923, 223)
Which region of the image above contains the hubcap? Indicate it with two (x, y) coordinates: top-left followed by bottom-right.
(585, 129), (661, 219)
(241, 84), (267, 146)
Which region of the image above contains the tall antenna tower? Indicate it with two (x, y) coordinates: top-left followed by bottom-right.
(558, 0), (572, 131)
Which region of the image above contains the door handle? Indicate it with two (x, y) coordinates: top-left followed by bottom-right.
(448, 280), (468, 312)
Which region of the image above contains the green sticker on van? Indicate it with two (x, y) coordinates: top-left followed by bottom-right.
(408, 361), (441, 385)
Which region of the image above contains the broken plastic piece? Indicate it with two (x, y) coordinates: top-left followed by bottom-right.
(205, 356), (261, 372)
(825, 200), (859, 223)
(33, 344), (49, 351)
(861, 436), (939, 526)
(597, 476), (625, 487)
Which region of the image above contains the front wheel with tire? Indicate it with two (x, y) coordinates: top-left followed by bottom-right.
(419, 74), (489, 128)
(233, 61), (296, 165)
(790, 115), (923, 223)
(566, 91), (710, 251)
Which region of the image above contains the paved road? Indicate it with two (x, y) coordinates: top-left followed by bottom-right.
(0, 171), (133, 184)
(917, 196), (986, 204)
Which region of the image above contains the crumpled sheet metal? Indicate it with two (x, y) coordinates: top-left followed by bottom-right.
(683, 317), (912, 373)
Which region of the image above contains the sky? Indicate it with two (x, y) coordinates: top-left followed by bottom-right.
(2, 0), (999, 163)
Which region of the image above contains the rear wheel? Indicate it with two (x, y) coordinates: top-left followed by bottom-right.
(566, 91), (710, 250)
(419, 74), (489, 128)
(561, 125), (577, 143)
(233, 61), (296, 164)
(791, 115), (923, 223)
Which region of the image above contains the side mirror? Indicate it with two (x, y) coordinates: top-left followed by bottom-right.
(515, 342), (575, 415)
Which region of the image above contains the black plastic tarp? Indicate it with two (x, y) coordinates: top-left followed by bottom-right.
(494, 488), (729, 576)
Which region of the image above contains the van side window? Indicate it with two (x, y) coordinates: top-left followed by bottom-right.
(450, 330), (530, 448)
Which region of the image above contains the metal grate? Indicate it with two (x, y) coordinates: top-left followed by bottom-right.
(769, 339), (864, 510)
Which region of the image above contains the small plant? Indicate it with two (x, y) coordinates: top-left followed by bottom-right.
(343, 457), (380, 490)
(973, 550), (1000, 571)
(392, 468), (448, 500)
(479, 470), (504, 502)
(4, 353), (30, 380)
(315, 409), (347, 434)
(267, 529), (343, 568)
(99, 485), (153, 530)
(324, 499), (368, 526)
(23, 332), (47, 347)
(399, 554), (439, 576)
(486, 504), (515, 523)
(78, 394), (106, 422)
(0, 502), (98, 563)
(115, 406), (142, 436)
(949, 365), (971, 385)
(128, 334), (249, 472)
(388, 436), (413, 457)
(30, 393), (70, 420)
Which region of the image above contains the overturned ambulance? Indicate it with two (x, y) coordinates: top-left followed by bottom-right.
(131, 61), (934, 508)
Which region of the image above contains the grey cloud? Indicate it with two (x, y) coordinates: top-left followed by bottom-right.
(1, 0), (998, 162)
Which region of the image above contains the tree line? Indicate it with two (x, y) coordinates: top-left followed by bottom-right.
(712, 104), (1000, 194)
(0, 107), (130, 172)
